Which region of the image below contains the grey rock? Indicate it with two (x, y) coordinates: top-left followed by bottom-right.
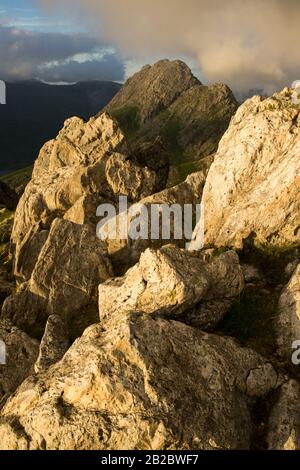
(0, 312), (277, 450)
(199, 89), (300, 249)
(99, 245), (244, 330)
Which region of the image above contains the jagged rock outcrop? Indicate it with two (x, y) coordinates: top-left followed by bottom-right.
(267, 380), (300, 450)
(200, 88), (300, 249)
(276, 263), (300, 360)
(101, 171), (205, 275)
(2, 219), (113, 338)
(11, 113), (169, 253)
(0, 311), (278, 450)
(106, 59), (237, 168)
(0, 320), (39, 405)
(99, 245), (244, 330)
(0, 182), (18, 211)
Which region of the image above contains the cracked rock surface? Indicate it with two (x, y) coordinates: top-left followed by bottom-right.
(99, 245), (244, 330)
(200, 89), (300, 249)
(0, 311), (278, 450)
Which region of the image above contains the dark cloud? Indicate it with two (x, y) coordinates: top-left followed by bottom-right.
(0, 24), (125, 82)
(40, 0), (300, 93)
(38, 54), (125, 83)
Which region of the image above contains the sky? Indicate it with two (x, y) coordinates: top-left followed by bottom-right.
(0, 0), (299, 94)
(0, 0), (126, 83)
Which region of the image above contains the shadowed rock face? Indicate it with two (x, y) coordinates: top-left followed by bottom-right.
(0, 311), (278, 450)
(0, 182), (18, 211)
(0, 320), (39, 405)
(267, 380), (300, 450)
(105, 59), (238, 165)
(276, 263), (300, 360)
(199, 88), (300, 249)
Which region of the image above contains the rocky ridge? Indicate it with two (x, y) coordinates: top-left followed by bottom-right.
(0, 62), (300, 450)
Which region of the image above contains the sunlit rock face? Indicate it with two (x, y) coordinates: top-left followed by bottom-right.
(201, 88), (300, 249)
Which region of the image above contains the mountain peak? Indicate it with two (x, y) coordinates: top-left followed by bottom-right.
(105, 60), (237, 175)
(106, 59), (200, 124)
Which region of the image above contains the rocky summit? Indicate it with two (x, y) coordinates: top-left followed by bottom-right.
(0, 60), (300, 451)
(105, 59), (238, 181)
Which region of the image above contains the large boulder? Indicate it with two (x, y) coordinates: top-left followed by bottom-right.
(12, 113), (169, 249)
(200, 89), (300, 249)
(276, 263), (300, 360)
(99, 245), (244, 331)
(2, 219), (113, 338)
(0, 311), (278, 450)
(101, 171), (205, 275)
(0, 320), (39, 405)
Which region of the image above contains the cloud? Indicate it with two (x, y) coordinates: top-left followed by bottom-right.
(0, 24), (125, 82)
(38, 54), (125, 82)
(39, 0), (300, 93)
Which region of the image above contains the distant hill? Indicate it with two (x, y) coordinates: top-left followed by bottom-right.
(0, 80), (121, 174)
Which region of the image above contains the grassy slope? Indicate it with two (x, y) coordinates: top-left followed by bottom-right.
(0, 165), (33, 191)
